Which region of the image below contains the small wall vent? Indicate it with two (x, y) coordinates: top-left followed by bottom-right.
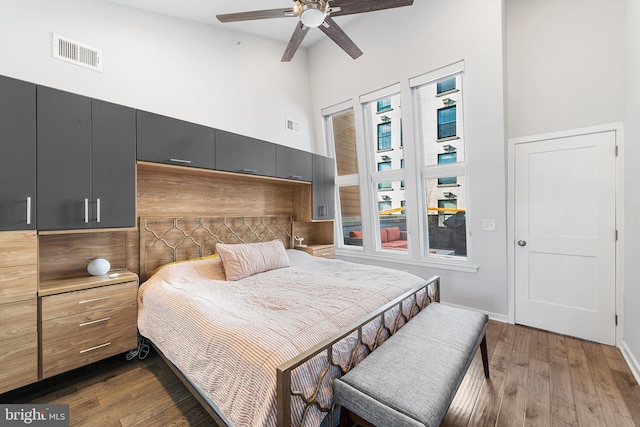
(52, 33), (103, 72)
(286, 118), (300, 134)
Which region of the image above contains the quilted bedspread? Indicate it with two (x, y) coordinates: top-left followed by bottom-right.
(137, 249), (429, 426)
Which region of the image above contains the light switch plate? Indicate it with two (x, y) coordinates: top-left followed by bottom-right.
(482, 219), (496, 231)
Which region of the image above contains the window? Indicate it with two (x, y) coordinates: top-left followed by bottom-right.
(437, 106), (457, 139)
(415, 69), (467, 259)
(437, 77), (456, 94)
(340, 185), (363, 247)
(377, 161), (392, 190)
(377, 97), (391, 112)
(377, 122), (392, 151)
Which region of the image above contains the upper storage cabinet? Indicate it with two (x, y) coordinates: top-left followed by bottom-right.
(215, 129), (276, 177)
(137, 111), (215, 169)
(37, 87), (136, 231)
(276, 146), (312, 182)
(0, 76), (36, 231)
(312, 154), (336, 220)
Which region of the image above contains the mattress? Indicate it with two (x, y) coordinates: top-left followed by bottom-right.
(137, 249), (428, 426)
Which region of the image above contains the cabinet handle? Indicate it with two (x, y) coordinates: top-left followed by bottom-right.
(84, 198), (89, 223)
(26, 196), (31, 225)
(79, 317), (110, 327)
(170, 158), (192, 164)
(96, 198), (101, 223)
(241, 168), (257, 174)
(79, 295), (110, 304)
(80, 342), (111, 354)
(289, 175), (302, 180)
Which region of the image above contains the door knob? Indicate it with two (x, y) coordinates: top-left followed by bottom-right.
(517, 240), (527, 247)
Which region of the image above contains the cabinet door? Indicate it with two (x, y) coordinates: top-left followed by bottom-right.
(92, 100), (136, 228)
(37, 87), (92, 231)
(312, 155), (336, 220)
(276, 146), (312, 182)
(215, 130), (276, 177)
(0, 76), (36, 231)
(137, 110), (215, 169)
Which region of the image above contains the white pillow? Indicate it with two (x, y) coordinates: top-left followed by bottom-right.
(216, 240), (290, 281)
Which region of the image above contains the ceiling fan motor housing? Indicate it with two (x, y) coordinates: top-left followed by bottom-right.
(297, 0), (328, 28)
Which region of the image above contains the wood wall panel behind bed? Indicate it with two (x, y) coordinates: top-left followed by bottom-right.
(127, 161), (314, 277)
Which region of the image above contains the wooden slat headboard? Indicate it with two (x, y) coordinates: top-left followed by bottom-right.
(139, 216), (292, 281)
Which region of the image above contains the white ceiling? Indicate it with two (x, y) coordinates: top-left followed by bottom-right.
(101, 0), (360, 47)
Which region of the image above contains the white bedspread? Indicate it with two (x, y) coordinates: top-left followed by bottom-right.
(137, 249), (427, 426)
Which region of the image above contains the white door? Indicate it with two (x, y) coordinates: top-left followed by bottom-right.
(514, 130), (616, 345)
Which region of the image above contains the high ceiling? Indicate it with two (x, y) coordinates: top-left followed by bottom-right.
(102, 0), (360, 46)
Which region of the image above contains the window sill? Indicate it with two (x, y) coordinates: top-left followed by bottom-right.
(436, 88), (459, 97)
(335, 248), (479, 273)
(437, 136), (460, 143)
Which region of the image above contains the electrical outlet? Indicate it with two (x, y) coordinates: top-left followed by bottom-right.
(482, 219), (496, 231)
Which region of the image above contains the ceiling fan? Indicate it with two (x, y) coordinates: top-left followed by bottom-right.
(217, 0), (415, 62)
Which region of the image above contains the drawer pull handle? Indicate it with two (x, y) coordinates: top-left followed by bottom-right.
(79, 317), (110, 327)
(241, 168), (257, 174)
(80, 342), (111, 354)
(79, 296), (110, 304)
(322, 253), (332, 257)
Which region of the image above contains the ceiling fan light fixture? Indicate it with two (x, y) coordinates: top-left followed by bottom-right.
(299, 1), (327, 28)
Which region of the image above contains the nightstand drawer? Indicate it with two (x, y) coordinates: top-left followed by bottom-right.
(0, 299), (37, 345)
(42, 305), (137, 348)
(41, 281), (137, 321)
(41, 324), (137, 378)
(297, 245), (335, 258)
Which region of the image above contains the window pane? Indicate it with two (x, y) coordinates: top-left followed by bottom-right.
(377, 180), (407, 252)
(425, 176), (466, 257)
(437, 77), (456, 94)
(367, 92), (403, 170)
(437, 106), (457, 139)
(416, 74), (464, 166)
(331, 110), (358, 176)
(340, 186), (363, 247)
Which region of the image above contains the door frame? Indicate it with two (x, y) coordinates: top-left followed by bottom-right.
(507, 122), (625, 345)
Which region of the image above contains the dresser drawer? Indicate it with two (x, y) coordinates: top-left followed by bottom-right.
(0, 340), (38, 394)
(0, 265), (37, 303)
(42, 305), (136, 348)
(0, 299), (37, 345)
(41, 323), (137, 378)
(41, 281), (137, 321)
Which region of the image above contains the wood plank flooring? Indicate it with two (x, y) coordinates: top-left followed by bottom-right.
(1, 321), (639, 426)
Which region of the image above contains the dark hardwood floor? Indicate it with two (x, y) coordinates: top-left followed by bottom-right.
(2, 321), (639, 426)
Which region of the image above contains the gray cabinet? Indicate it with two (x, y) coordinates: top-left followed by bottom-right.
(136, 111), (215, 169)
(276, 146), (312, 182)
(312, 155), (336, 220)
(37, 87), (136, 231)
(0, 76), (36, 231)
(215, 129), (276, 177)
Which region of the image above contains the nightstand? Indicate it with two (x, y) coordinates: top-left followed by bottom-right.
(295, 244), (335, 259)
(38, 271), (138, 379)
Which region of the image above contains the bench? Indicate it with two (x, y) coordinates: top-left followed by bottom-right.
(333, 303), (489, 427)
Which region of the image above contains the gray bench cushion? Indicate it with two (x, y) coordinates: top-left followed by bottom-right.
(334, 303), (488, 427)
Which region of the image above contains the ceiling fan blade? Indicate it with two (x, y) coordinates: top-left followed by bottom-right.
(318, 16), (363, 60)
(330, 0), (414, 17)
(281, 22), (311, 62)
(217, 8), (294, 23)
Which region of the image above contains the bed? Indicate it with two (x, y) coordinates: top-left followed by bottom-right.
(137, 216), (440, 427)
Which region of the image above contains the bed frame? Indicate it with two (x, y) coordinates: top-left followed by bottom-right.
(139, 216), (440, 427)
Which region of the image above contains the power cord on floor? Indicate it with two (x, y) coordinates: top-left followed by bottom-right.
(126, 334), (151, 360)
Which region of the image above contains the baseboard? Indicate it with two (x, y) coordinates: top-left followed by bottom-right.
(620, 340), (640, 386)
(441, 302), (508, 323)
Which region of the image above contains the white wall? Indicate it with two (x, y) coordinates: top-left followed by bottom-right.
(507, 0), (625, 139)
(307, 0), (510, 319)
(0, 0), (315, 151)
(623, 0), (640, 379)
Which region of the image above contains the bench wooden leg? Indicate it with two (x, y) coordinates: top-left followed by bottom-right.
(339, 406), (375, 427)
(480, 334), (490, 378)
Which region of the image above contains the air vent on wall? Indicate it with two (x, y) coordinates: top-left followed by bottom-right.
(52, 33), (102, 72)
(286, 118), (300, 134)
